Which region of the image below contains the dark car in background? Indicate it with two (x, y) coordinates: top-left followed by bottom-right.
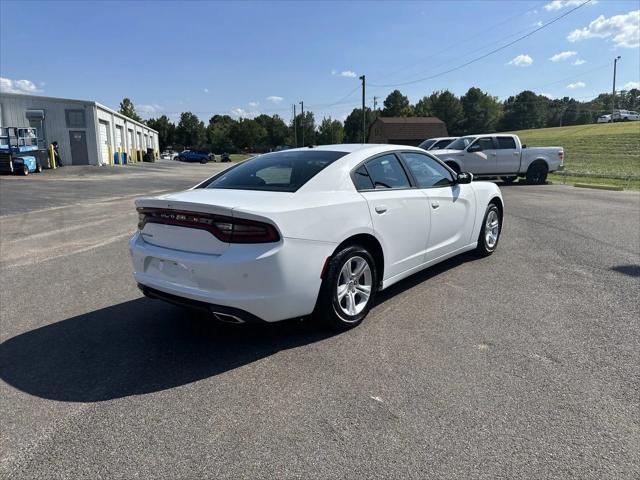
(176, 150), (213, 163)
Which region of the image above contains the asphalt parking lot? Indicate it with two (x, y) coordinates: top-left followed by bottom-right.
(1, 160), (639, 479)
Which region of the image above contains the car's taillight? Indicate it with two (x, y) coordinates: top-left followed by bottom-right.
(559, 150), (564, 163)
(137, 208), (280, 243)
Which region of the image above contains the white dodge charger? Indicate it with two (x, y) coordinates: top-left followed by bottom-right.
(130, 144), (503, 329)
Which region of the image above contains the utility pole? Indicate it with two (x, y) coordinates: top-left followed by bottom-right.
(299, 101), (304, 147)
(373, 96), (378, 111)
(359, 75), (366, 143)
(292, 104), (297, 148)
(612, 56), (621, 117)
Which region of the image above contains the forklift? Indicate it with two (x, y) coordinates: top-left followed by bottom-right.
(0, 127), (47, 175)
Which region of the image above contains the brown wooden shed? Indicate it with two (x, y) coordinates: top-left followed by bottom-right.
(368, 117), (448, 146)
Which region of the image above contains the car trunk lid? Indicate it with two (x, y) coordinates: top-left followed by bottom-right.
(135, 189), (286, 255)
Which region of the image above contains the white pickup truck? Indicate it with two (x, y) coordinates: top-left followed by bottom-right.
(428, 134), (564, 184)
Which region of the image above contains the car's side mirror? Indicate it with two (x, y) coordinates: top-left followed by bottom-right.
(467, 144), (482, 153)
(456, 172), (473, 184)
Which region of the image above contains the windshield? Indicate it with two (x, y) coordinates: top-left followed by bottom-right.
(418, 139), (436, 149)
(202, 150), (347, 192)
(446, 136), (476, 150)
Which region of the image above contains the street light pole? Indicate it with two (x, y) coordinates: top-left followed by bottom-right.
(359, 75), (366, 143)
(292, 104), (297, 148)
(612, 56), (621, 117)
(299, 101), (304, 147)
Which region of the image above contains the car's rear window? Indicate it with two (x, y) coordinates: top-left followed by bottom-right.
(201, 150), (347, 192)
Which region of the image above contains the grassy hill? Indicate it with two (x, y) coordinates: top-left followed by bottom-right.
(510, 122), (640, 189)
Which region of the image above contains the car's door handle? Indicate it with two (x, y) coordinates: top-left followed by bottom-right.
(513, 152), (520, 156)
(375, 205), (387, 214)
(431, 202), (440, 209)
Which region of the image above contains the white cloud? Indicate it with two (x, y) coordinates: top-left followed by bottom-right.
(623, 81), (640, 90)
(266, 95), (283, 103)
(248, 101), (259, 107)
(230, 107), (259, 119)
(550, 50), (577, 62)
(567, 81), (586, 89)
(534, 21), (544, 27)
(568, 10), (639, 48)
(572, 59), (586, 65)
(136, 103), (162, 117)
(0, 77), (41, 94)
(203, 88), (209, 94)
(540, 92), (555, 99)
(545, 0), (597, 11)
(332, 69), (357, 78)
(507, 54), (533, 67)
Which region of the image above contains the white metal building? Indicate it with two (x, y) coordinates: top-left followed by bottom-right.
(0, 93), (158, 166)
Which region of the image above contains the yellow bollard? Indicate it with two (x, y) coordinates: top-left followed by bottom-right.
(48, 144), (57, 169)
(117, 146), (122, 166)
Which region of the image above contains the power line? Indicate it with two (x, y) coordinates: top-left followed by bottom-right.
(369, 0), (592, 88)
(373, 2), (548, 85)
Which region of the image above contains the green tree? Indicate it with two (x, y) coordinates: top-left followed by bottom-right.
(459, 87), (502, 134)
(382, 89), (413, 117)
(343, 107), (377, 143)
(254, 114), (289, 149)
(290, 111), (316, 146)
(145, 115), (175, 151)
(316, 117), (345, 145)
(206, 115), (236, 152)
(230, 119), (267, 151)
(427, 90), (463, 135)
(118, 98), (143, 122)
(498, 91), (547, 131)
(413, 96), (433, 116)
(175, 112), (206, 147)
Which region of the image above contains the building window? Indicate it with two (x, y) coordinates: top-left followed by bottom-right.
(65, 109), (86, 128)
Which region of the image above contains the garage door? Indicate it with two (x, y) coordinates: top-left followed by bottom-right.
(115, 126), (123, 149)
(98, 121), (110, 165)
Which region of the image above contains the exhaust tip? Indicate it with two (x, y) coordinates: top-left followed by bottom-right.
(211, 311), (245, 324)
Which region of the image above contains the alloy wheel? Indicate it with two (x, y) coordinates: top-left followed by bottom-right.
(336, 256), (372, 317)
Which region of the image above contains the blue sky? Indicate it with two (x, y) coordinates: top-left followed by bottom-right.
(1, 0), (638, 123)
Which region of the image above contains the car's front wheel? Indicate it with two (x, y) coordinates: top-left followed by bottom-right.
(315, 245), (377, 329)
(475, 203), (501, 256)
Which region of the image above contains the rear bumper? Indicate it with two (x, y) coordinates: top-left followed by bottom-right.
(129, 232), (336, 322)
(138, 285), (267, 323)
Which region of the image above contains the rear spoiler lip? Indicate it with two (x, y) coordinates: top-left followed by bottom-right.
(134, 198), (283, 238)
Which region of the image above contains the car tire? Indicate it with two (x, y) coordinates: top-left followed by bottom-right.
(200, 158), (207, 164)
(315, 245), (377, 330)
(21, 165), (29, 176)
(501, 176), (517, 184)
(526, 162), (548, 185)
(475, 203), (501, 257)
(36, 163), (43, 173)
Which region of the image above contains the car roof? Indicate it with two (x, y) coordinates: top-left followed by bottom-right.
(282, 143), (424, 154)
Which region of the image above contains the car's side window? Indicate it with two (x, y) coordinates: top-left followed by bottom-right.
(353, 165), (374, 190)
(434, 139), (451, 149)
(475, 137), (495, 150)
(364, 154), (411, 189)
(496, 136), (516, 149)
(402, 152), (454, 188)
